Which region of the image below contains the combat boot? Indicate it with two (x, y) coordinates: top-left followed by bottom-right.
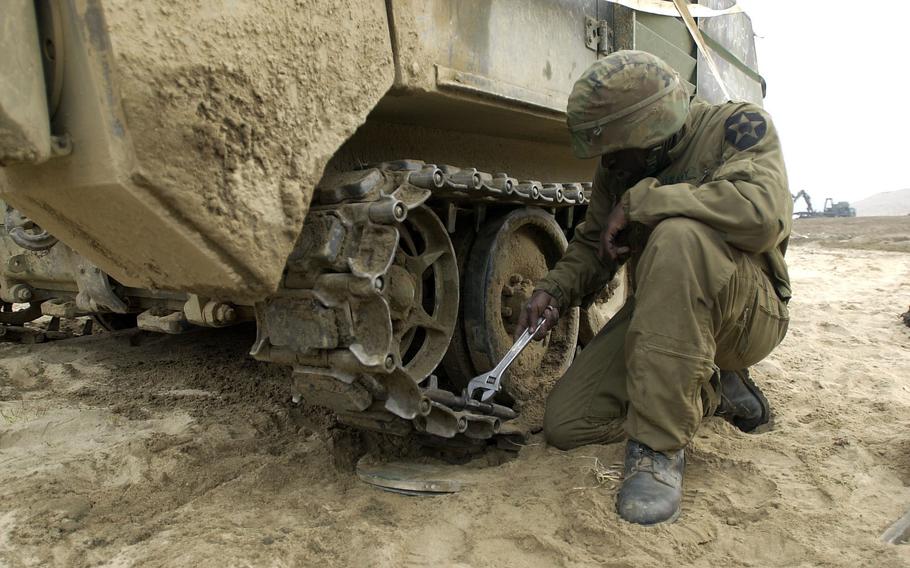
(713, 369), (770, 432)
(616, 439), (684, 525)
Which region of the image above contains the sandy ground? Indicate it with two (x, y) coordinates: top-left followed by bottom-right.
(1, 217), (910, 567)
(791, 216), (910, 254)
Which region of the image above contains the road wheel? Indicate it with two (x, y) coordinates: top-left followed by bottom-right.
(387, 206), (459, 383)
(462, 208), (579, 428)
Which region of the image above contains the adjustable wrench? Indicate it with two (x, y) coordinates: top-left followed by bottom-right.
(465, 315), (547, 402)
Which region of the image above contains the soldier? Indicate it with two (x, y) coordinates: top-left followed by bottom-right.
(515, 51), (791, 525)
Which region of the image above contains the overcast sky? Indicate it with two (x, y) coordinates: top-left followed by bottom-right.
(737, 0), (910, 204)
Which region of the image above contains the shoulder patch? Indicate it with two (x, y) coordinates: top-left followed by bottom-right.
(724, 110), (767, 151)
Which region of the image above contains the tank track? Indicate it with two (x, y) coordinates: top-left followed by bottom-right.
(251, 160), (591, 444)
(376, 159), (591, 207)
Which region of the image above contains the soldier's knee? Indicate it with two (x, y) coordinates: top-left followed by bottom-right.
(543, 421), (578, 450)
(543, 410), (581, 450)
(544, 413), (626, 450)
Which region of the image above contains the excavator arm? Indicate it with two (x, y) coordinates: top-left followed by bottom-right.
(792, 190), (814, 214)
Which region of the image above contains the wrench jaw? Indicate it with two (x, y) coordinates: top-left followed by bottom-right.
(465, 373), (500, 402)
(463, 316), (547, 404)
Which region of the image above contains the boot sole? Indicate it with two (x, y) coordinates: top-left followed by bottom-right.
(627, 504), (682, 527)
(652, 505), (681, 526)
(733, 369), (771, 432)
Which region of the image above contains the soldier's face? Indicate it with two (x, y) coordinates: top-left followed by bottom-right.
(602, 148), (651, 181)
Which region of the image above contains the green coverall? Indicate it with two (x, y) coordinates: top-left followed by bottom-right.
(537, 99), (792, 452)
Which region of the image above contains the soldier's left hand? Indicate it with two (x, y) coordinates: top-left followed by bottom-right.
(599, 201), (629, 261)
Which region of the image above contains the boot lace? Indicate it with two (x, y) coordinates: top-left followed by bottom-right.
(634, 444), (662, 474)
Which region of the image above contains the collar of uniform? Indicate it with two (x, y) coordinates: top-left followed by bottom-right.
(665, 99), (703, 164)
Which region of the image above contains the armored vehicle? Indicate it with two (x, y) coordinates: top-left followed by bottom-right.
(1, 0), (763, 443)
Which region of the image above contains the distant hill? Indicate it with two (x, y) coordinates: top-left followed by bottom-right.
(853, 188), (910, 216)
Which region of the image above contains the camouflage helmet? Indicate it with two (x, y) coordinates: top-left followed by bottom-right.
(566, 50), (690, 159)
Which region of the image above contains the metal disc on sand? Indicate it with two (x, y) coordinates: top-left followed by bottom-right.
(356, 459), (467, 496)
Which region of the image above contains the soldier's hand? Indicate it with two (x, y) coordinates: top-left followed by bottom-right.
(515, 290), (560, 341)
(599, 201), (630, 262)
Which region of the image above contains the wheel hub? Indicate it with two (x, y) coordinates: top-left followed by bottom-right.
(500, 273), (535, 328)
(386, 265), (417, 316)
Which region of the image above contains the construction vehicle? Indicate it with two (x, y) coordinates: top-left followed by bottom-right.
(792, 191), (856, 219)
(0, 0), (764, 444)
(792, 190), (816, 218)
(823, 198), (857, 218)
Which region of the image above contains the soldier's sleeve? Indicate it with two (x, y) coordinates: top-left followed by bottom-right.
(621, 104), (791, 254)
(535, 164), (617, 308)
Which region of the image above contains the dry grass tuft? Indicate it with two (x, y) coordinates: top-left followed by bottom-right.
(571, 456), (623, 491)
(0, 400), (47, 425)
